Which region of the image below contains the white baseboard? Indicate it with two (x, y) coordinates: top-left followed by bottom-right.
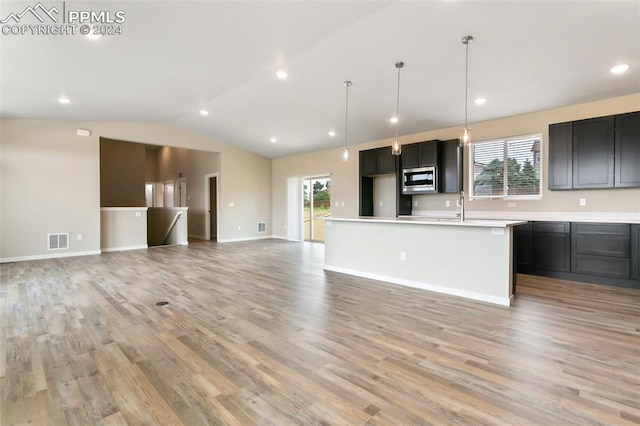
(323, 264), (512, 307)
(217, 235), (276, 243)
(188, 233), (208, 240)
(101, 245), (148, 253)
(0, 249), (102, 264)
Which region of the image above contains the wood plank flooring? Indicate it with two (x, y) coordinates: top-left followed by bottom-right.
(1, 239), (639, 425)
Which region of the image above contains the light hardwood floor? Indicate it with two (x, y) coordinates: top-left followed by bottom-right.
(1, 239), (639, 425)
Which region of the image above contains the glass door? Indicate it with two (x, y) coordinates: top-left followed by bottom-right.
(303, 176), (331, 242)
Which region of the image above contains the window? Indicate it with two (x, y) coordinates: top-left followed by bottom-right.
(470, 134), (542, 199)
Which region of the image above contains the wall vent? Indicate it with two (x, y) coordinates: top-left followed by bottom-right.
(48, 233), (69, 250)
(257, 222), (267, 233)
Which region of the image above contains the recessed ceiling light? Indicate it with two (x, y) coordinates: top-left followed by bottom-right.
(390, 116), (399, 124)
(270, 137), (277, 143)
(58, 97), (70, 104)
(200, 109), (209, 116)
(276, 70), (288, 79)
(328, 131), (336, 137)
(474, 98), (487, 105)
(609, 64), (630, 74)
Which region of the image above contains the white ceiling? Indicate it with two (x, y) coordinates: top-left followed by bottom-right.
(1, 1), (639, 158)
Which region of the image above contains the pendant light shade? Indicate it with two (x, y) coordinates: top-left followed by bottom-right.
(342, 80), (352, 161)
(391, 61), (404, 156)
(459, 35), (473, 148)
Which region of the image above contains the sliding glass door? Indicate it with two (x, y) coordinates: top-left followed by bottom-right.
(303, 176), (331, 242)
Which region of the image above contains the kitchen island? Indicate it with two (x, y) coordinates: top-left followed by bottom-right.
(324, 217), (526, 306)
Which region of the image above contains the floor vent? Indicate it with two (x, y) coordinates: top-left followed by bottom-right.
(257, 222), (267, 233)
(48, 233), (69, 250)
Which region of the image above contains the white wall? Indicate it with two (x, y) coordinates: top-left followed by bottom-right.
(272, 94), (640, 238)
(0, 119), (272, 261)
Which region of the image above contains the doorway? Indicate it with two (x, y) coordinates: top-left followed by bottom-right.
(205, 174), (218, 240)
(303, 176), (331, 242)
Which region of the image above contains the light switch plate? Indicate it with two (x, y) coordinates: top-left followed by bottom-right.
(445, 200), (451, 207)
(580, 198), (587, 206)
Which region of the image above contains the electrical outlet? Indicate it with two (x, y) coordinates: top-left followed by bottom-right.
(335, 201), (339, 207)
(135, 211), (141, 217)
(400, 251), (406, 261)
(507, 202), (517, 208)
(77, 234), (83, 241)
(580, 198), (587, 206)
(379, 201), (383, 207)
(341, 201), (345, 207)
(237, 225), (241, 231)
(413, 200), (419, 207)
(445, 200), (451, 207)
(229, 202), (235, 207)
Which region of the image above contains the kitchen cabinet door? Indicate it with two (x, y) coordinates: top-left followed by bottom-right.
(548, 122), (573, 190)
(440, 139), (462, 193)
(419, 141), (439, 167)
(533, 232), (571, 272)
(514, 224), (534, 271)
(614, 111), (640, 188)
(378, 148), (396, 174)
(359, 176), (374, 216)
(572, 116), (615, 189)
(360, 149), (378, 176)
(401, 143), (420, 169)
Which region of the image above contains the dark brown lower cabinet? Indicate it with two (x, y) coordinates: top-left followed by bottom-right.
(514, 221), (638, 289)
(514, 224), (533, 271)
(571, 223), (630, 279)
(533, 232), (571, 272)
(631, 225), (640, 280)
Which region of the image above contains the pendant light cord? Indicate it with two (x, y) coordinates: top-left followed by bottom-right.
(344, 81), (351, 150)
(464, 39), (469, 131)
(395, 63), (402, 141)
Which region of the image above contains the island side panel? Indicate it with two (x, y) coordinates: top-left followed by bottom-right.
(324, 220), (513, 305)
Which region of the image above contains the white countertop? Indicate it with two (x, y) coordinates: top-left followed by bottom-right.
(326, 216), (527, 228)
(411, 210), (640, 224)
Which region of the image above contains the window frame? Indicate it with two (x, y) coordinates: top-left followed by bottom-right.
(468, 133), (543, 201)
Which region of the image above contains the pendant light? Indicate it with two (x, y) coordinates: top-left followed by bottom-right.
(342, 81), (352, 161)
(391, 61), (404, 156)
(459, 35), (473, 148)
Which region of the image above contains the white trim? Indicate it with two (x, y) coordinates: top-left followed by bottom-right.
(1, 250), (102, 264)
(101, 245), (148, 253)
(188, 233), (208, 240)
(270, 235), (290, 240)
(100, 207), (149, 212)
(323, 265), (512, 307)
(217, 235), (275, 243)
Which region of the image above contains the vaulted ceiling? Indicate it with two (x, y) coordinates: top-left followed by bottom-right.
(1, 1), (638, 158)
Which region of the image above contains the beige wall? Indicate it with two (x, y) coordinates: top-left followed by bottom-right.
(272, 94), (640, 238)
(0, 118), (272, 260)
(100, 138), (146, 207)
(145, 148), (158, 182)
(154, 146), (220, 239)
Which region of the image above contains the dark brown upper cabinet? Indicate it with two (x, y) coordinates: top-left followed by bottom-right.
(572, 116), (615, 189)
(548, 111), (639, 190)
(614, 111), (640, 188)
(400, 140), (440, 169)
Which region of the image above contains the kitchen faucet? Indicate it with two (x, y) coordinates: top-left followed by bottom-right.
(457, 190), (465, 222)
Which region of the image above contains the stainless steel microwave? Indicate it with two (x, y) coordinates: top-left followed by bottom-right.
(402, 166), (437, 194)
